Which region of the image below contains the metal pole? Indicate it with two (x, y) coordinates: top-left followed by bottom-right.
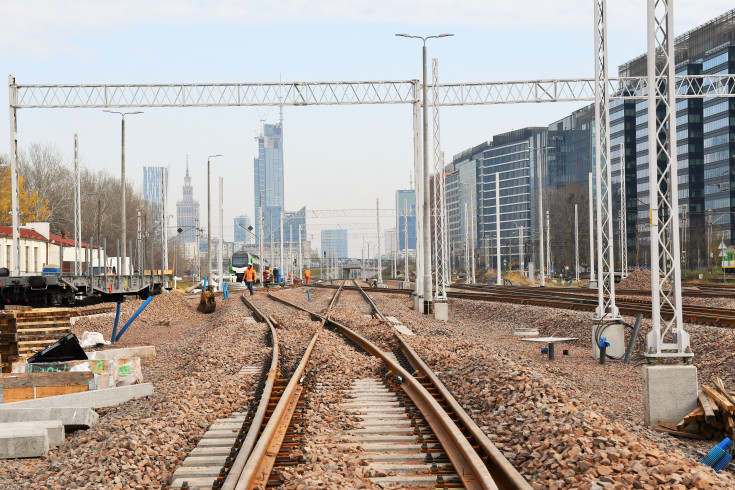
(162, 167), (168, 272)
(404, 202), (409, 286)
(588, 172), (596, 285)
(537, 145), (545, 286)
(619, 144), (627, 278)
(279, 214), (284, 283)
(195, 214), (200, 281)
(116, 239), (120, 278)
(546, 210), (551, 278)
(207, 157), (211, 284)
(376, 198), (383, 286)
(412, 86), (424, 307)
(298, 224), (303, 280)
(8, 76), (20, 276)
(120, 116), (126, 276)
(74, 134), (81, 275)
(421, 43), (433, 311)
(519, 226), (524, 276)
(218, 176), (223, 290)
(464, 203), (470, 284)
(137, 210), (142, 275)
(495, 173), (502, 286)
(575, 204), (580, 283)
(259, 196), (263, 286)
(470, 189), (475, 284)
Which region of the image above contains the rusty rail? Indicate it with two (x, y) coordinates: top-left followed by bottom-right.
(220, 295), (280, 490)
(268, 292), (503, 489)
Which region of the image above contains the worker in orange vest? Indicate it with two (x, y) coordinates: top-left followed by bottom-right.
(304, 268), (311, 284)
(244, 264), (256, 295)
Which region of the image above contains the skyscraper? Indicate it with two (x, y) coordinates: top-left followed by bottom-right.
(176, 160), (200, 244)
(254, 119), (284, 244)
(234, 215), (252, 243)
(143, 166), (168, 206)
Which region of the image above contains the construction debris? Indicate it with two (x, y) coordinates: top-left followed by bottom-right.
(0, 308), (72, 372)
(663, 377), (735, 441)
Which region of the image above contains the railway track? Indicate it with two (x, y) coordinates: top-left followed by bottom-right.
(169, 280), (529, 489)
(307, 282), (735, 328)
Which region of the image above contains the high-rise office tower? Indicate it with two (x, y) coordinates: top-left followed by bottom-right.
(143, 166), (168, 206)
(253, 116), (285, 244)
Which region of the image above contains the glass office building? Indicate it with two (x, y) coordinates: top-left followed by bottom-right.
(283, 207), (307, 243)
(395, 190), (416, 251)
(253, 122), (284, 243)
(143, 166), (168, 207)
(234, 215), (252, 244)
(321, 229), (348, 259)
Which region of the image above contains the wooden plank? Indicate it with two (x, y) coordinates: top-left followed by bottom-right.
(714, 378), (735, 407)
(703, 385), (735, 414)
(699, 391), (717, 424)
(657, 419), (680, 431)
(36, 385), (88, 398)
(677, 406), (704, 430)
(650, 427), (706, 439)
(0, 371), (93, 388)
(2, 387), (34, 403)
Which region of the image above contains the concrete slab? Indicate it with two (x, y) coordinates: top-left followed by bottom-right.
(393, 324), (415, 336)
(0, 407), (98, 430)
(0, 420), (64, 447)
(642, 364), (698, 426)
(170, 477), (219, 489)
(1, 383), (154, 409)
(86, 346), (156, 360)
(0, 426), (49, 458)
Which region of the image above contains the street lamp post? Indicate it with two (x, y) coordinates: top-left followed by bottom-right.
(104, 110), (143, 276)
(396, 32), (453, 313)
(207, 154), (223, 285)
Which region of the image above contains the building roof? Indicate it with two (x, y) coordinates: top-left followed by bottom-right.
(0, 226), (47, 242)
(0, 226), (93, 247)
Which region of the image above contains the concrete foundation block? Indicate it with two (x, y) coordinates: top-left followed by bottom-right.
(642, 364), (698, 426)
(2, 383), (153, 409)
(592, 323), (626, 359)
(0, 421), (64, 447)
(87, 346), (156, 360)
(0, 407), (99, 430)
(434, 301), (448, 321)
(0, 426), (49, 458)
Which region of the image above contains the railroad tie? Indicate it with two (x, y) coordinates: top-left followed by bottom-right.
(342, 376), (458, 487)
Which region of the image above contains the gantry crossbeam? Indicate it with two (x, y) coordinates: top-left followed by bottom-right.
(11, 76), (735, 109)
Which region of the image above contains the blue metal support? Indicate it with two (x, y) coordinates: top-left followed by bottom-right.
(115, 296), (153, 342)
(111, 302), (122, 343)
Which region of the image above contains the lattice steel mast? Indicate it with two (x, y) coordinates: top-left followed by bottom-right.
(645, 0), (691, 359)
(593, 0), (620, 322)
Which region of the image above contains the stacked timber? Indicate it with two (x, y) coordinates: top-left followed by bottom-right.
(0, 308), (72, 372)
(658, 377), (735, 440)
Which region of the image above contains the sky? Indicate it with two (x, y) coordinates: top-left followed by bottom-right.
(1, 1), (733, 256)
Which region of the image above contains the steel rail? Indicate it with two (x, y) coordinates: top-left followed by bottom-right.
(234, 281), (345, 489)
(396, 336), (531, 490)
(268, 291), (497, 489)
(221, 295), (280, 490)
(351, 282), (529, 489)
(351, 279), (387, 322)
(310, 283), (735, 328)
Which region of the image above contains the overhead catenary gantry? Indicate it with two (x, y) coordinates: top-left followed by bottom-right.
(7, 44), (735, 324)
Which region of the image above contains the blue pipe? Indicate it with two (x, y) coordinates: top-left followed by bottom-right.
(115, 296), (153, 342)
(223, 281), (229, 299)
(307, 290), (311, 302)
(111, 302), (122, 343)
